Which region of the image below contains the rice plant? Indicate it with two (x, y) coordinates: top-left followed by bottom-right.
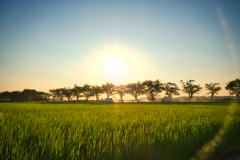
(0, 102), (239, 160)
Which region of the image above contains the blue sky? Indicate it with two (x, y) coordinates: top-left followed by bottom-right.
(0, 0), (239, 97)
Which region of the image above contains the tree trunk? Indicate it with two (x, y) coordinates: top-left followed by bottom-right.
(189, 95), (192, 101)
(120, 95), (123, 102)
(77, 96), (79, 101)
(134, 94), (137, 101)
(96, 95), (98, 101)
(151, 93), (154, 101)
(237, 94), (239, 101)
(211, 91), (214, 101)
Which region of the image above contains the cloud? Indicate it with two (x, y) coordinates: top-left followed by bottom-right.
(216, 5), (239, 75)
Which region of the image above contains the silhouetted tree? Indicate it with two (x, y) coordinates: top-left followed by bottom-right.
(205, 83), (222, 101)
(180, 80), (202, 101)
(9, 91), (22, 102)
(38, 91), (50, 101)
(102, 82), (115, 98)
(82, 84), (94, 100)
(55, 88), (65, 102)
(0, 91), (11, 101)
(62, 87), (72, 102)
(126, 82), (144, 101)
(11, 91), (22, 102)
(91, 85), (103, 101)
(143, 79), (165, 101)
(164, 82), (180, 98)
(115, 85), (127, 102)
(21, 89), (39, 101)
(49, 89), (58, 101)
(225, 78), (240, 101)
(72, 84), (83, 101)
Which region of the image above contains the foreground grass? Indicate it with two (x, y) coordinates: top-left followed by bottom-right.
(0, 102), (240, 160)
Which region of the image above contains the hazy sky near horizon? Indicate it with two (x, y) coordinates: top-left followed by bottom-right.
(0, 0), (240, 97)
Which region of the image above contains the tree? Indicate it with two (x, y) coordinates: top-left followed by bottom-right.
(0, 91), (11, 101)
(82, 84), (94, 100)
(49, 89), (58, 101)
(164, 82), (180, 98)
(143, 79), (165, 101)
(37, 91), (50, 101)
(62, 87), (73, 102)
(72, 84), (83, 101)
(55, 88), (65, 102)
(126, 81), (144, 101)
(225, 78), (240, 101)
(115, 85), (127, 102)
(205, 83), (222, 101)
(180, 80), (202, 101)
(9, 91), (22, 102)
(21, 89), (39, 101)
(91, 85), (103, 101)
(102, 82), (115, 98)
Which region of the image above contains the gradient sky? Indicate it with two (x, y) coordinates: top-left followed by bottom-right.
(0, 0), (240, 98)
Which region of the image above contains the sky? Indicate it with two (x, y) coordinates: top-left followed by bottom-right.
(0, 0), (240, 98)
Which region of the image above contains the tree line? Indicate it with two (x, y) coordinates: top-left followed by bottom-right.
(0, 78), (239, 102)
(0, 89), (49, 102)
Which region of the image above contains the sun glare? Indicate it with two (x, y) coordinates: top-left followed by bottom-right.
(73, 44), (161, 85)
(106, 59), (126, 78)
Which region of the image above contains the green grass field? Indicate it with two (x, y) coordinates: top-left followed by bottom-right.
(0, 102), (240, 160)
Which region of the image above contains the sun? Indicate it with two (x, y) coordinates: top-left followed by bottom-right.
(106, 59), (126, 78)
(73, 44), (161, 85)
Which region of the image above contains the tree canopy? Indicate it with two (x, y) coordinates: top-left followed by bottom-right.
(2, 78), (240, 102)
(180, 80), (202, 100)
(143, 79), (165, 101)
(225, 78), (240, 100)
(115, 85), (127, 102)
(126, 81), (144, 101)
(55, 88), (65, 102)
(102, 82), (115, 98)
(82, 84), (94, 100)
(91, 85), (103, 101)
(21, 89), (39, 101)
(72, 84), (83, 101)
(205, 83), (222, 100)
(164, 82), (180, 98)
(62, 87), (72, 102)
